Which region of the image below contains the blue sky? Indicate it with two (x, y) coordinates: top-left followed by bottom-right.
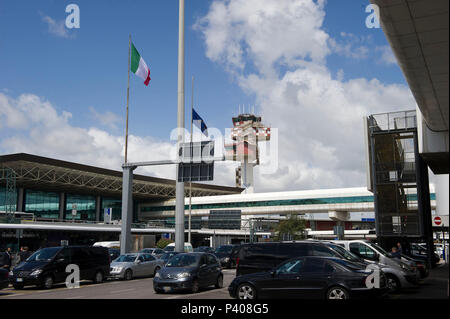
(1, 0), (405, 138)
(0, 0), (415, 190)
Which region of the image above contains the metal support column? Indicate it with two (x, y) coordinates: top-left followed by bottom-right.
(120, 166), (135, 255)
(17, 188), (24, 212)
(58, 192), (66, 221)
(175, 0), (186, 253)
(95, 195), (101, 222)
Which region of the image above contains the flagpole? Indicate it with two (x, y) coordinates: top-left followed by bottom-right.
(125, 34), (131, 164)
(188, 76), (194, 244)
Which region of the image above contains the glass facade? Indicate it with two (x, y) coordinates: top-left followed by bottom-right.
(0, 186), (17, 212)
(24, 190), (59, 219)
(65, 194), (96, 221)
(142, 194), (436, 213)
(101, 198), (122, 221)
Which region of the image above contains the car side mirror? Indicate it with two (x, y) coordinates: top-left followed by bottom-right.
(200, 264), (207, 269)
(136, 260), (141, 264)
(270, 270), (276, 277)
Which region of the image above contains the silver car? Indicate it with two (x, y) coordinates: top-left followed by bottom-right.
(110, 253), (164, 280)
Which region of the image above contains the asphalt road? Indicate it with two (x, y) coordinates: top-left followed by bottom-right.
(0, 264), (448, 300)
(0, 269), (235, 300)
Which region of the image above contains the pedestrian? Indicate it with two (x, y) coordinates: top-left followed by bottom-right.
(19, 246), (32, 263)
(0, 248), (11, 271)
(396, 242), (403, 256)
(391, 247), (401, 259)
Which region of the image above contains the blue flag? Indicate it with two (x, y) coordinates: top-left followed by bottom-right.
(192, 109), (208, 137)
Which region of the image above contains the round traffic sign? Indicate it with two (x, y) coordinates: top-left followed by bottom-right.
(434, 216), (442, 226)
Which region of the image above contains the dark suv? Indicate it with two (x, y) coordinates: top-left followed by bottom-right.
(236, 241), (347, 276)
(10, 246), (110, 289)
(214, 245), (240, 269)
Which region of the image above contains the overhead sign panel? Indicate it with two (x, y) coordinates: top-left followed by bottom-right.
(178, 141), (215, 182)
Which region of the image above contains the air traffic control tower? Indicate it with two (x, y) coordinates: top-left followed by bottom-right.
(225, 112), (270, 193)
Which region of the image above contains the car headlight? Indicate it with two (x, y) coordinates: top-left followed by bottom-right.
(177, 272), (191, 279)
(400, 263), (412, 272)
(223, 257), (230, 262)
(8, 271), (13, 276)
(112, 267), (123, 272)
(30, 269), (43, 276)
(154, 272), (160, 278)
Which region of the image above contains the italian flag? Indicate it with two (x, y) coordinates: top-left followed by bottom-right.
(131, 43), (151, 86)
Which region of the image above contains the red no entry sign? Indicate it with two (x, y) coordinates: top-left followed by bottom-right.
(434, 216), (442, 226)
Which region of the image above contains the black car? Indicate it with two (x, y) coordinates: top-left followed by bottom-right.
(236, 241), (348, 276)
(153, 252), (223, 293)
(10, 246), (110, 289)
(0, 268), (9, 290)
(159, 252), (181, 265)
(408, 243), (440, 267)
(108, 248), (121, 262)
(214, 245), (240, 269)
(194, 246), (215, 254)
(229, 256), (389, 299)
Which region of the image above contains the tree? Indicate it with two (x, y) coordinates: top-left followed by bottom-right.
(156, 238), (173, 249)
(275, 215), (307, 241)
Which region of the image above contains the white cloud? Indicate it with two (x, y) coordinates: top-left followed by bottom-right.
(41, 14), (70, 38)
(375, 45), (397, 65)
(89, 107), (122, 130)
(0, 93), (178, 180)
(196, 0), (416, 192)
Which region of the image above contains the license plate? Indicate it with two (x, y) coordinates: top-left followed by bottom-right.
(16, 278), (23, 282)
(163, 286), (171, 292)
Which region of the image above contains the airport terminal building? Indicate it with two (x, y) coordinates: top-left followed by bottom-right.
(0, 153), (437, 249)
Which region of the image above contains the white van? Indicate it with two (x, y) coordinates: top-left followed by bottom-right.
(93, 241), (120, 248)
(163, 242), (193, 253)
(333, 240), (420, 292)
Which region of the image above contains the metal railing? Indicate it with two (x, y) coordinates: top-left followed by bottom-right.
(368, 110), (417, 132)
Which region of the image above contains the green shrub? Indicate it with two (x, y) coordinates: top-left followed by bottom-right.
(156, 238), (174, 249)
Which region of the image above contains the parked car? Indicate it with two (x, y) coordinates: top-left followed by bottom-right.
(163, 242), (193, 253)
(236, 241), (350, 277)
(324, 241), (415, 292)
(0, 268), (9, 290)
(333, 240), (420, 292)
(194, 246), (215, 254)
(159, 252), (181, 266)
(229, 256), (389, 300)
(9, 246), (110, 289)
(214, 245), (240, 269)
(401, 254), (429, 279)
(139, 248), (165, 258)
(109, 253), (164, 280)
(108, 248), (120, 262)
(153, 252), (223, 294)
(409, 243), (440, 266)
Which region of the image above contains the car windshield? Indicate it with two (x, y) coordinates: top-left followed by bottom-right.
(160, 253), (173, 261)
(141, 249), (154, 253)
(328, 244), (362, 263)
(215, 246), (232, 254)
(115, 254), (137, 262)
(26, 247), (61, 262)
(166, 254), (200, 268)
(164, 246), (175, 252)
(368, 242), (389, 257)
(194, 247), (209, 252)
